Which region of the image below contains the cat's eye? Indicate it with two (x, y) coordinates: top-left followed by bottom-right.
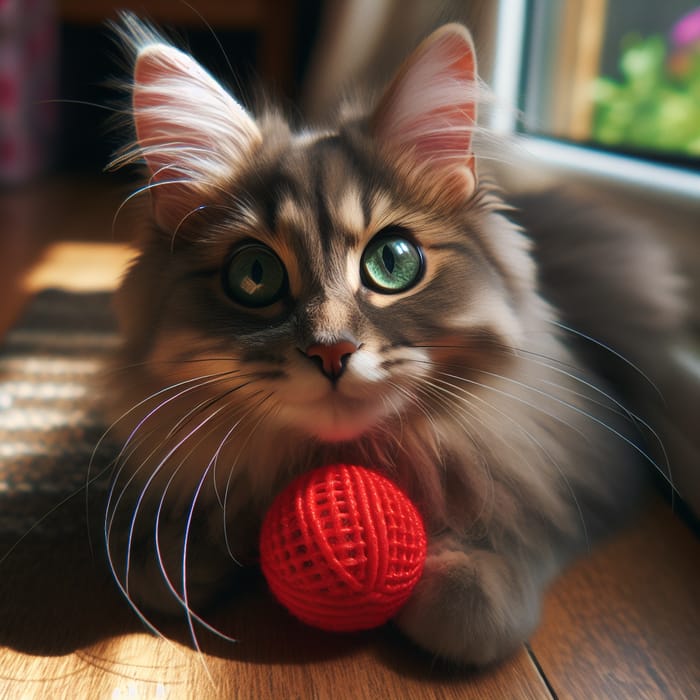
(223, 243), (288, 308)
(361, 233), (424, 293)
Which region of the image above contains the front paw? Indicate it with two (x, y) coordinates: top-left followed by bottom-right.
(394, 542), (541, 666)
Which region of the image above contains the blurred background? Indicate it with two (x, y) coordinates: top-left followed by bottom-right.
(522, 1), (700, 167)
(1, 0), (700, 181)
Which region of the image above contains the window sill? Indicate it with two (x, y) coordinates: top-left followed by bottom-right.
(515, 137), (700, 203)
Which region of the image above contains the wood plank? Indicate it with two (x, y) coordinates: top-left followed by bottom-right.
(0, 525), (550, 700)
(530, 499), (700, 699)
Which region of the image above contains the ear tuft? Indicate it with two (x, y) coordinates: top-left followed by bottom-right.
(372, 24), (480, 200)
(112, 16), (261, 232)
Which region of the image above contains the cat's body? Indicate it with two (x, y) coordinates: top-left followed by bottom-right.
(106, 16), (683, 665)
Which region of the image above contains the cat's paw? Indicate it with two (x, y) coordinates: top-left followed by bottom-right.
(394, 541), (541, 666)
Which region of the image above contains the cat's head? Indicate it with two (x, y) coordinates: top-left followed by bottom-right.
(113, 16), (536, 445)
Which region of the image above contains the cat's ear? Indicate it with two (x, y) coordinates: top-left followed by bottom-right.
(371, 24), (479, 201)
(131, 42), (262, 231)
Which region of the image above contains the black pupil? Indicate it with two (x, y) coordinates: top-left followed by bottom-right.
(251, 259), (263, 284)
(382, 245), (395, 273)
(224, 243), (287, 308)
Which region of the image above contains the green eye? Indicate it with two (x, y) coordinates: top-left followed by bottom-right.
(361, 233), (424, 293)
(223, 243), (288, 307)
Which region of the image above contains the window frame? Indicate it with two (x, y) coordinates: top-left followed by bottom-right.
(491, 0), (700, 202)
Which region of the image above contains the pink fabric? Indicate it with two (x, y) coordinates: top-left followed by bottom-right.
(0, 0), (57, 183)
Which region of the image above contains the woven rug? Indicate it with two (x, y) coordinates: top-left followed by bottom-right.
(0, 290), (121, 539)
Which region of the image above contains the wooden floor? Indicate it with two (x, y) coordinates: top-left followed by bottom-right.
(0, 177), (699, 699)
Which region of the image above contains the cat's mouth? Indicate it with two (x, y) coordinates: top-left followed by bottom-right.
(316, 394), (383, 442)
(271, 347), (412, 442)
(282, 389), (389, 443)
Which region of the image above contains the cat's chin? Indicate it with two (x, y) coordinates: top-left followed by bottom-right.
(311, 424), (371, 444)
(282, 396), (387, 444)
(300, 412), (378, 444)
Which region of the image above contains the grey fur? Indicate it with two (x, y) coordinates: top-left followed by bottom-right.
(105, 17), (685, 664)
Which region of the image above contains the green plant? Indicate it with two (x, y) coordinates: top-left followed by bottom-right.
(592, 34), (700, 155)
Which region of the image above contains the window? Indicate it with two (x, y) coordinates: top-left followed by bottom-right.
(494, 1), (700, 175)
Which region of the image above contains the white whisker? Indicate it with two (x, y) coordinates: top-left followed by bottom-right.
(104, 374), (262, 639)
(549, 319), (663, 401)
(478, 367), (672, 489)
(415, 366), (590, 548)
(220, 394), (276, 562)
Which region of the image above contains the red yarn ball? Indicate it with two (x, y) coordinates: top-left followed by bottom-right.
(259, 464), (427, 632)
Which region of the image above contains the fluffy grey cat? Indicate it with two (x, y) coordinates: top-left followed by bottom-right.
(106, 15), (683, 665)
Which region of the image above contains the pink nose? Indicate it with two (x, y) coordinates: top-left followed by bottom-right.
(305, 340), (358, 380)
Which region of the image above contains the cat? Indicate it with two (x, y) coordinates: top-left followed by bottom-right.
(105, 14), (684, 666)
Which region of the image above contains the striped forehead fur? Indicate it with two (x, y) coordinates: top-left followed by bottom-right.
(188, 126), (524, 316)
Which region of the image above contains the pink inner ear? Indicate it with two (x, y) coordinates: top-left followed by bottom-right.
(128, 43), (261, 230)
(132, 47), (199, 183)
(134, 49), (163, 88)
(374, 26), (478, 180)
(418, 41), (476, 160)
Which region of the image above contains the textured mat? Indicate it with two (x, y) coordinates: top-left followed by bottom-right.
(0, 290), (121, 536)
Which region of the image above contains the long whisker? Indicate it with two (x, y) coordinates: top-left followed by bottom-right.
(104, 378), (254, 597)
(220, 395), (277, 562)
(180, 393), (274, 658)
(548, 319), (663, 401)
(432, 367), (589, 442)
(133, 418), (229, 634)
(426, 362), (673, 492)
(150, 405), (258, 642)
(118, 405), (229, 598)
(104, 410), (220, 644)
(414, 368), (590, 548)
(101, 372), (243, 546)
(520, 353), (671, 479)
(478, 367), (672, 487)
(94, 369), (239, 469)
(112, 390), (271, 658)
(113, 371), (243, 470)
(386, 379), (439, 439)
(103, 454), (194, 654)
(160, 373), (258, 443)
(108, 375), (257, 574)
(89, 370), (239, 552)
(415, 339), (672, 486)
